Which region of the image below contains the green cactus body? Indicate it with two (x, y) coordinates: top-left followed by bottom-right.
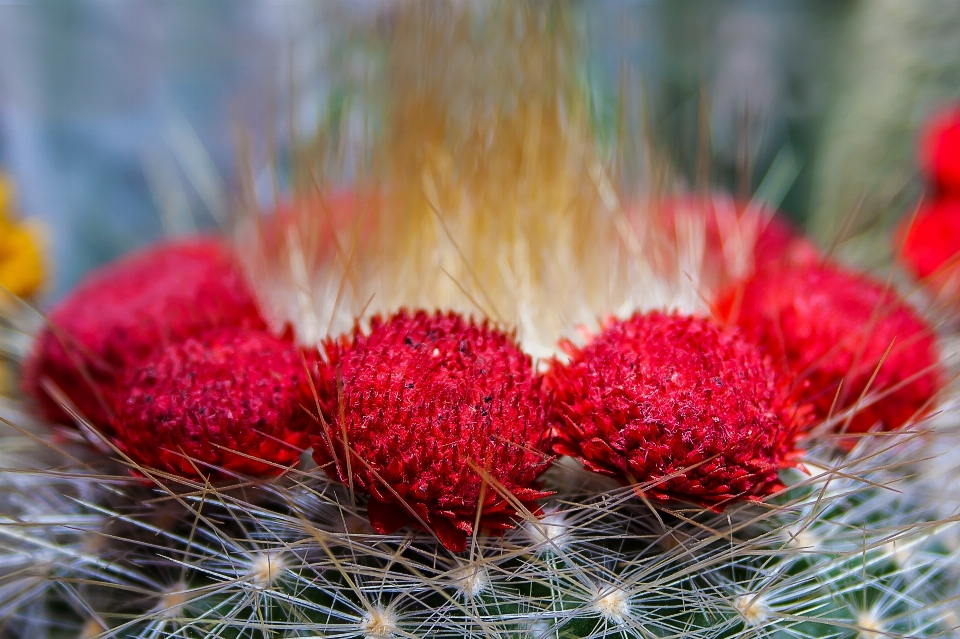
(1, 416), (958, 637)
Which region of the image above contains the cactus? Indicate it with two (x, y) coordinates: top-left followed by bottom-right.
(1, 411), (959, 638)
(3, 3), (960, 639)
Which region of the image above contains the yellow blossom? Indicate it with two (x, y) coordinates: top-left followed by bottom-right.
(0, 175), (45, 300)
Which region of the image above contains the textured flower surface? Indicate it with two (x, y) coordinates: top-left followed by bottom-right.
(23, 238), (265, 427)
(309, 309), (552, 552)
(113, 328), (310, 477)
(920, 106), (960, 193)
(719, 262), (945, 435)
(548, 312), (806, 508)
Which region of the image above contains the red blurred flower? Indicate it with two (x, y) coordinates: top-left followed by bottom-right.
(644, 195), (819, 289)
(718, 262), (944, 436)
(920, 106), (960, 193)
(23, 239), (265, 428)
(547, 312), (807, 509)
(112, 328), (310, 477)
(897, 197), (960, 299)
(256, 190), (380, 271)
(308, 309), (552, 552)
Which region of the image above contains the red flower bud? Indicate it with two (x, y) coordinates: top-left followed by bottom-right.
(547, 312), (806, 509)
(897, 197), (960, 300)
(256, 191), (380, 271)
(920, 106), (960, 193)
(718, 262), (944, 435)
(638, 195), (819, 291)
(23, 239), (264, 428)
(308, 310), (552, 552)
(660, 196), (817, 269)
(112, 328), (310, 477)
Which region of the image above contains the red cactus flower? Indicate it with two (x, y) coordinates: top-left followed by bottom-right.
(896, 197), (960, 299)
(547, 312), (807, 509)
(920, 106), (960, 193)
(644, 195), (819, 288)
(256, 190), (380, 271)
(669, 196), (816, 265)
(308, 309), (552, 552)
(23, 239), (265, 428)
(718, 262), (944, 436)
(112, 328), (310, 477)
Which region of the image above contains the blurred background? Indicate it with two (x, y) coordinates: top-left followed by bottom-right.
(1, 0), (959, 300)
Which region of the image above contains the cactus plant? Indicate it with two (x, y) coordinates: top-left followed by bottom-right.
(1, 409), (959, 638)
(2, 3), (960, 639)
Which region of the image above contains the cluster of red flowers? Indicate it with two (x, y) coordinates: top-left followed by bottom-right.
(900, 106), (960, 300)
(23, 239), (310, 475)
(24, 202), (945, 550)
(23, 240), (266, 428)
